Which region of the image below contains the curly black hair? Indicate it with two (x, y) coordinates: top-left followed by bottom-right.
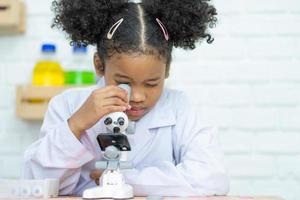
(52, 0), (217, 70)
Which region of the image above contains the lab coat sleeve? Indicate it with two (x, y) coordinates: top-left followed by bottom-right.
(22, 92), (94, 195)
(123, 92), (230, 196)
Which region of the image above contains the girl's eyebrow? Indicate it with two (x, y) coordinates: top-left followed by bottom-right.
(115, 73), (161, 82)
(115, 73), (132, 80)
(145, 77), (161, 82)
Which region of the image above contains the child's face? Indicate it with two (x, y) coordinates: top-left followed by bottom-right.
(95, 53), (167, 121)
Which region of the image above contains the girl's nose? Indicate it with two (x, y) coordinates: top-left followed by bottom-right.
(130, 87), (146, 103)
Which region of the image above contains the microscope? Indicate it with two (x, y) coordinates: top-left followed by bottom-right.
(83, 84), (134, 199)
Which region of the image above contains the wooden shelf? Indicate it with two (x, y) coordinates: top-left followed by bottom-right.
(16, 85), (73, 120)
(0, 0), (26, 34)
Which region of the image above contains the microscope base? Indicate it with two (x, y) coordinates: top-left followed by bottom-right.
(82, 184), (133, 199)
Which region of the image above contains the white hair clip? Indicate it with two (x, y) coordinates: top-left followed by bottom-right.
(129, 0), (142, 3)
(107, 18), (124, 39)
(156, 18), (169, 41)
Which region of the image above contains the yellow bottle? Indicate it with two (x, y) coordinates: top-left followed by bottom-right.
(32, 44), (64, 86)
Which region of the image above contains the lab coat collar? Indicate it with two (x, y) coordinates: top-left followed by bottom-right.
(96, 77), (176, 130)
(126, 91), (176, 164)
(139, 90), (176, 130)
(96, 77), (106, 87)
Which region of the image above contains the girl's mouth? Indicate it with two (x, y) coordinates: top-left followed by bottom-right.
(126, 107), (146, 117)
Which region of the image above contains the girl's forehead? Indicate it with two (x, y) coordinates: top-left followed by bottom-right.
(106, 53), (166, 79)
(109, 51), (163, 62)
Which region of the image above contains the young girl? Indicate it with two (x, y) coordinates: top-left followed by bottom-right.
(23, 0), (229, 196)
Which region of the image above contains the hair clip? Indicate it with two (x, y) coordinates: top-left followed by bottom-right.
(107, 18), (124, 39)
(156, 18), (169, 41)
(129, 0), (142, 3)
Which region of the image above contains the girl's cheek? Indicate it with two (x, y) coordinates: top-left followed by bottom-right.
(148, 88), (163, 103)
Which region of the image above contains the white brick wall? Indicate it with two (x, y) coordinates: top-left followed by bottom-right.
(0, 0), (299, 199)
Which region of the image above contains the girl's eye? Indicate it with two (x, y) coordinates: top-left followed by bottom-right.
(145, 83), (158, 88)
(115, 81), (130, 85)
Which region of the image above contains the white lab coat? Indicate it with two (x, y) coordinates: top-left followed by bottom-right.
(22, 78), (230, 197)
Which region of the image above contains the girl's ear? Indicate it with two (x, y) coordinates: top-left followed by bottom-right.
(94, 53), (105, 77)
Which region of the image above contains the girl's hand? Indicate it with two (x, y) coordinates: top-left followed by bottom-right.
(68, 85), (130, 139)
(90, 169), (103, 185)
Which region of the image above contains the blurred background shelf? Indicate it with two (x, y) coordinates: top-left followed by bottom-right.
(16, 85), (77, 120)
(0, 0), (26, 34)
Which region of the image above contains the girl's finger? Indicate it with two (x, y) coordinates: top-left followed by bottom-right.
(101, 97), (128, 107)
(103, 87), (128, 102)
(90, 169), (102, 180)
(102, 105), (127, 115)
